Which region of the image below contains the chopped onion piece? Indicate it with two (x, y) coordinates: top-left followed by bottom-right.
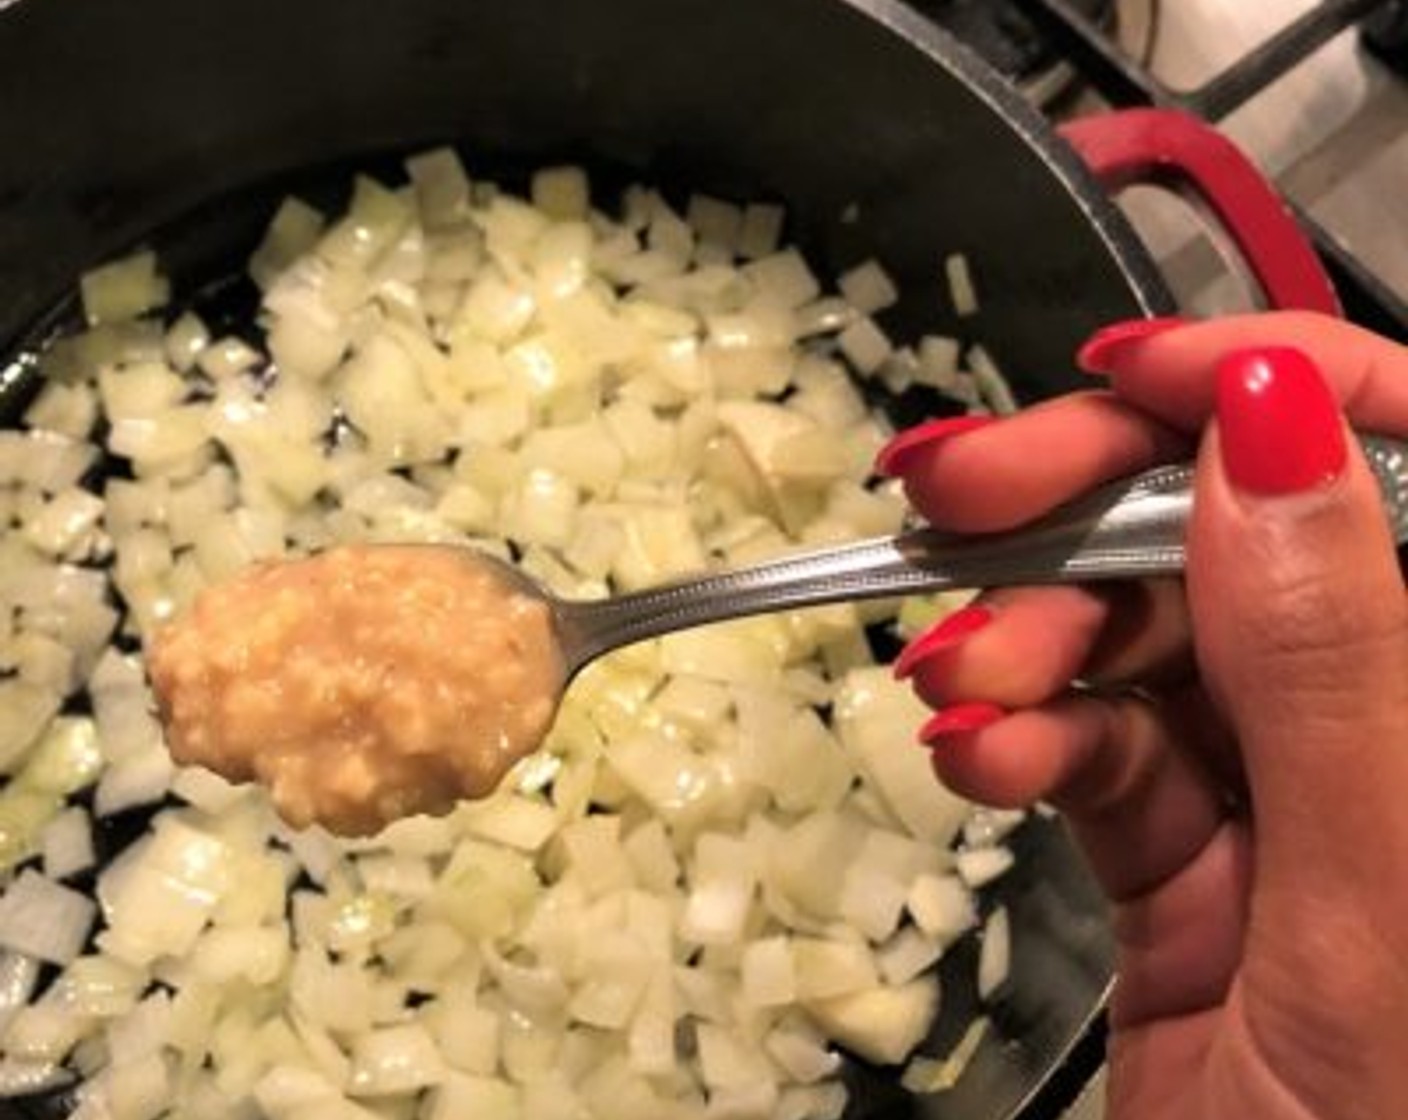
(968, 343), (1019, 415)
(23, 381), (98, 441)
(686, 194), (743, 256)
(742, 937), (797, 1007)
(252, 1064), (344, 1117)
(169, 766), (249, 814)
(52, 956), (144, 1018)
(682, 834), (756, 945)
(79, 252), (169, 326)
(836, 316), (892, 376)
(0, 680), (63, 774)
(791, 939), (878, 1001)
(427, 1001), (499, 1076)
(531, 166), (590, 221)
(90, 651), (162, 763)
(696, 1022), (777, 1090)
(707, 1081), (781, 1120)
(94, 1051), (170, 1120)
(833, 669), (972, 847)
(737, 202), (786, 260)
(458, 795), (558, 852)
(805, 977), (938, 1066)
(977, 906), (1012, 1001)
(42, 808), (95, 880)
(250, 197), (326, 290)
(906, 874), (977, 946)
(97, 818), (232, 966)
(22, 488), (105, 559)
(196, 336), (262, 380)
(407, 148), (472, 230)
(838, 260), (898, 314)
(963, 807), (1027, 848)
(876, 928), (944, 987)
(0, 1057), (71, 1099)
(646, 195), (693, 264)
(0, 870), (96, 965)
(0, 952), (40, 1037)
(915, 335), (962, 391)
(944, 251), (979, 317)
(900, 1017), (990, 1094)
(319, 175), (413, 270)
(558, 815), (633, 900)
(955, 846), (1015, 890)
(94, 748), (173, 818)
(777, 1082), (848, 1120)
(347, 1024), (445, 1096)
(794, 298), (857, 339)
(744, 249), (820, 310)
(107, 407), (210, 473)
(355, 854), (434, 901)
(482, 195), (551, 261)
(765, 1025), (841, 1084)
(0, 430), (97, 494)
(164, 312), (211, 372)
(425, 1074), (521, 1120)
(621, 819), (680, 892)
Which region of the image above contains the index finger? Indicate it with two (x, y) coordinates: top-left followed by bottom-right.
(1085, 311), (1408, 435)
(895, 391), (1188, 533)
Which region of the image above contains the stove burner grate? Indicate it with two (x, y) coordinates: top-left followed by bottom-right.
(907, 0), (1118, 106)
(1018, 0), (1408, 341)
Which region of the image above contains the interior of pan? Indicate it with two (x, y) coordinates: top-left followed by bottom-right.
(0, 0), (1173, 1116)
(0, 0), (1169, 369)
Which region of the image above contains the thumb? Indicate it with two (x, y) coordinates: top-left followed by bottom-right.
(1189, 347), (1408, 918)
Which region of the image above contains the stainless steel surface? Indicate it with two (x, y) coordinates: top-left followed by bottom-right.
(544, 435), (1408, 677)
(553, 461), (1190, 674)
(1105, 0), (1408, 314)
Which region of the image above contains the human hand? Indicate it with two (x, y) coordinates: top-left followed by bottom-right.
(877, 314), (1408, 1120)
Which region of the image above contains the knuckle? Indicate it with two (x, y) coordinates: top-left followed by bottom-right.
(1058, 697), (1161, 816)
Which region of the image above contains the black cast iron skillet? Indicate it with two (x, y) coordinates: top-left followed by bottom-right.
(0, 0), (1177, 1116)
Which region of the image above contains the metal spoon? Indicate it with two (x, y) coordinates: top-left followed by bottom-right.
(149, 435), (1408, 837)
(484, 434), (1408, 681)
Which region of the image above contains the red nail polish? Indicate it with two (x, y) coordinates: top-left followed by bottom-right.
(894, 605), (993, 681)
(1076, 316), (1187, 375)
(1216, 347), (1346, 496)
(874, 415), (995, 479)
(919, 702), (1006, 745)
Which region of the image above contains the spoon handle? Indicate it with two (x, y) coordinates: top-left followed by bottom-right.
(554, 435), (1408, 673)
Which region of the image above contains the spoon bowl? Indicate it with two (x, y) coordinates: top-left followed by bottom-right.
(150, 433), (1408, 838)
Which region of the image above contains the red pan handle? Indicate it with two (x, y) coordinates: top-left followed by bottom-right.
(1059, 107), (1341, 316)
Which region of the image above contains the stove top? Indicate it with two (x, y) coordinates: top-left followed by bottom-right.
(908, 0), (1120, 106)
(1106, 0), (1408, 329)
(1027, 0), (1408, 335)
(917, 0), (1408, 337)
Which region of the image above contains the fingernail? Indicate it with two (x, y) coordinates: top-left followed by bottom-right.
(1216, 347), (1346, 496)
(894, 605), (993, 681)
(874, 415), (995, 478)
(1076, 316), (1187, 375)
(919, 702), (1006, 746)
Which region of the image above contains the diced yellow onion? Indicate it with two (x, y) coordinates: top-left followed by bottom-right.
(0, 870), (96, 965)
(4, 156), (1025, 1117)
(79, 252), (170, 327)
(838, 259), (899, 315)
(945, 251), (980, 317)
